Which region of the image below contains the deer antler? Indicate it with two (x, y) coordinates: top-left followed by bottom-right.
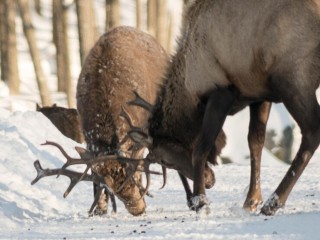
(32, 140), (162, 213)
(31, 159), (116, 215)
(119, 105), (166, 191)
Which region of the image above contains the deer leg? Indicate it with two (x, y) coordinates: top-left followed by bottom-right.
(261, 88), (320, 215)
(178, 173), (194, 210)
(92, 182), (118, 215)
(192, 87), (238, 211)
(243, 101), (271, 212)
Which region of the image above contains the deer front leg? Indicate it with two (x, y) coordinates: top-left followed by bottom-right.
(192, 87), (238, 211)
(178, 172), (194, 210)
(92, 183), (110, 215)
(243, 101), (271, 212)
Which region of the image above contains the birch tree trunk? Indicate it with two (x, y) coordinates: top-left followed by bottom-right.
(136, 0), (142, 29)
(0, 0), (8, 83)
(76, 0), (99, 65)
(156, 0), (168, 49)
(6, 0), (20, 94)
(52, 0), (74, 107)
(18, 0), (51, 106)
(105, 0), (120, 32)
(147, 0), (157, 37)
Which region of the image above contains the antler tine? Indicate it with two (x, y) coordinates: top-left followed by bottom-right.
(31, 160), (49, 185)
(41, 141), (90, 178)
(127, 90), (153, 112)
(140, 162), (167, 198)
(120, 106), (134, 128)
(159, 166), (167, 189)
(116, 165), (136, 194)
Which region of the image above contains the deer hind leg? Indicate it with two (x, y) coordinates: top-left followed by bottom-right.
(243, 101), (271, 212)
(261, 84), (320, 215)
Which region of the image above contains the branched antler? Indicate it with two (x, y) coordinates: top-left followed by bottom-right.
(32, 139), (163, 213)
(119, 105), (166, 192)
(31, 159), (115, 215)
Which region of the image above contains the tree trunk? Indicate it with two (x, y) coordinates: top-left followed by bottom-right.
(105, 0), (120, 32)
(0, 0), (8, 83)
(156, 0), (170, 51)
(34, 0), (41, 15)
(75, 0), (99, 65)
(136, 0), (142, 29)
(6, 0), (20, 94)
(52, 0), (74, 107)
(18, 0), (51, 106)
(147, 0), (157, 37)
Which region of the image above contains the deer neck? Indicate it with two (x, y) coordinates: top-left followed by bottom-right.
(149, 47), (203, 148)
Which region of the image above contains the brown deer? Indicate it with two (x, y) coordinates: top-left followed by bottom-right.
(75, 26), (170, 216)
(36, 104), (84, 144)
(127, 0), (320, 216)
(32, 26), (168, 216)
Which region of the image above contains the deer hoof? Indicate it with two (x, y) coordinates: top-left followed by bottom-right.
(260, 193), (284, 216)
(243, 198), (263, 212)
(93, 208), (108, 216)
(190, 194), (209, 212)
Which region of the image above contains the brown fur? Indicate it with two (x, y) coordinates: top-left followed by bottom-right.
(76, 26), (168, 216)
(37, 104), (84, 143)
(136, 0), (320, 214)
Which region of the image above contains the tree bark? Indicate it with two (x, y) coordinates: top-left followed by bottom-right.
(136, 0), (142, 29)
(6, 0), (20, 94)
(156, 0), (168, 48)
(75, 0), (99, 65)
(18, 0), (51, 105)
(34, 0), (41, 15)
(0, 0), (8, 83)
(105, 0), (120, 32)
(147, 0), (157, 37)
(52, 0), (74, 107)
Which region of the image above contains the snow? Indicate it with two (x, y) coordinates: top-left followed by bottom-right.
(0, 0), (320, 239)
(1, 108), (320, 239)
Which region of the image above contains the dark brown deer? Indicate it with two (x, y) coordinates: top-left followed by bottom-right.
(127, 0), (320, 216)
(36, 104), (84, 144)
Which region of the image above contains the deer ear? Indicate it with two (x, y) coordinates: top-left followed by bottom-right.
(128, 130), (153, 147)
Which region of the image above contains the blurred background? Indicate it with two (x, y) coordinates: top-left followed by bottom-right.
(0, 0), (186, 109)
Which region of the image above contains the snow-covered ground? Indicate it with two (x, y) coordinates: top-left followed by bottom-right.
(0, 109), (320, 240)
(0, 0), (320, 239)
